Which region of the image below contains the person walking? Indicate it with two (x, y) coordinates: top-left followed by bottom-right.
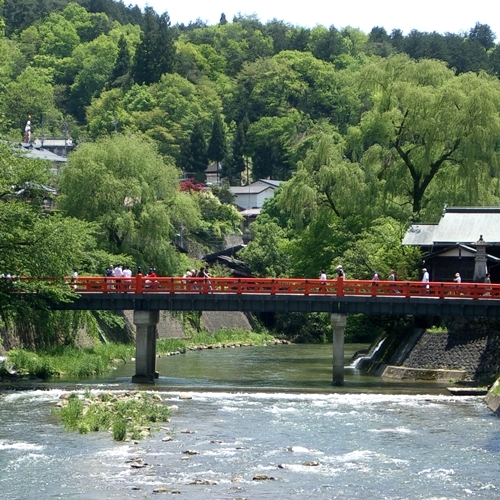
(319, 269), (327, 292)
(337, 265), (344, 278)
(422, 267), (430, 291)
(372, 271), (379, 285)
(454, 272), (461, 284)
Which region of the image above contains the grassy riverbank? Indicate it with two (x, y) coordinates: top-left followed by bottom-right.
(1, 328), (276, 379)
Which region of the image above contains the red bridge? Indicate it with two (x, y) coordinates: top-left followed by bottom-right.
(33, 275), (500, 385)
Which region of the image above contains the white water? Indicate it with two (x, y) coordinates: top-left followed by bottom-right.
(1, 345), (499, 499)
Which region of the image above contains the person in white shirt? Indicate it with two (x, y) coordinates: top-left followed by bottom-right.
(122, 265), (132, 290)
(422, 268), (430, 290)
(113, 264), (123, 290)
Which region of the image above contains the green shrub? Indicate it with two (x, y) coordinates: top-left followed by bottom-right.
(112, 418), (127, 441)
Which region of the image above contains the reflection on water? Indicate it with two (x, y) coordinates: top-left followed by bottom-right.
(107, 343), (453, 394)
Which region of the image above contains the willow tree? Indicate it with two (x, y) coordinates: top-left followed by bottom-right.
(279, 133), (369, 226)
(348, 54), (500, 220)
(58, 134), (201, 275)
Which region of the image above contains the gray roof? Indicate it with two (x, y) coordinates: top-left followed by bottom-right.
(257, 179), (282, 188)
(403, 207), (500, 246)
(230, 184), (274, 195)
(19, 143), (67, 163)
(402, 224), (437, 246)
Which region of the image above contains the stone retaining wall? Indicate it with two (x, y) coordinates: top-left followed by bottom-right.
(401, 329), (500, 381)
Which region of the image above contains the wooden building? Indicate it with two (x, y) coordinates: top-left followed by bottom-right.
(402, 207), (500, 282)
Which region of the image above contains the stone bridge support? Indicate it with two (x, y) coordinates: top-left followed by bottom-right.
(331, 313), (347, 386)
(132, 310), (159, 384)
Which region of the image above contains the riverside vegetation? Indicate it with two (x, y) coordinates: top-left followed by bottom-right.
(55, 389), (171, 441)
(0, 328), (275, 379)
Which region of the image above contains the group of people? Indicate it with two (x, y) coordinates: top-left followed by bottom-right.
(105, 264), (133, 290)
(183, 267), (212, 279)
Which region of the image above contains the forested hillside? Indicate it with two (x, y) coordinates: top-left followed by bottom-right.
(1, 0), (500, 346)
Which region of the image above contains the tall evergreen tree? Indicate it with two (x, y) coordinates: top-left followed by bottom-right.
(156, 11), (176, 76)
(207, 112), (227, 165)
(133, 8), (175, 85)
(224, 120), (246, 184)
(133, 6), (158, 85)
(189, 122), (208, 182)
(109, 34), (131, 88)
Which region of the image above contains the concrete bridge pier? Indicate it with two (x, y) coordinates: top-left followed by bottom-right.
(132, 310), (159, 384)
(331, 313), (347, 386)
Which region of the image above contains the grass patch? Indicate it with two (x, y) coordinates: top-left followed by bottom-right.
(56, 390), (170, 441)
(7, 343), (135, 379)
(6, 328), (275, 379)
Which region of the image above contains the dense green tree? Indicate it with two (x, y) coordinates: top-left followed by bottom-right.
(57, 134), (201, 274)
(207, 111), (227, 164)
(468, 23), (496, 50)
(2, 66), (60, 137)
(133, 7), (175, 85)
(279, 133), (368, 223)
(223, 120), (246, 184)
(238, 214), (290, 277)
(188, 121), (208, 182)
(109, 33), (131, 88)
(308, 25), (346, 63)
(246, 113), (303, 180)
(68, 33), (117, 120)
(348, 54), (500, 219)
(0, 143), (101, 315)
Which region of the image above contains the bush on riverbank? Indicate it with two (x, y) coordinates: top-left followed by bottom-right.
(56, 390), (170, 441)
(3, 328), (275, 379)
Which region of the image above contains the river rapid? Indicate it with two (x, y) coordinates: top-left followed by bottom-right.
(1, 344), (500, 499)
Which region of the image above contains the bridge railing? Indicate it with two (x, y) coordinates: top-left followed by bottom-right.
(51, 276), (500, 300)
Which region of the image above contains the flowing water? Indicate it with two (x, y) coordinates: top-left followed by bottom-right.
(1, 344), (500, 499)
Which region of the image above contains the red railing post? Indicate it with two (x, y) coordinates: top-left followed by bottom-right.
(136, 272), (143, 294)
(337, 276), (344, 297)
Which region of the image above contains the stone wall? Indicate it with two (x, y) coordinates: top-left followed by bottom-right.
(401, 327), (500, 381)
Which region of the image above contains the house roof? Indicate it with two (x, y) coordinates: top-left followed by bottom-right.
(19, 143), (67, 163)
(240, 208), (261, 218)
(403, 207), (500, 246)
(255, 179), (282, 188)
(230, 184), (274, 195)
(205, 162), (221, 174)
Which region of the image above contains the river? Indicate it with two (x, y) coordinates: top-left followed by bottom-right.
(1, 343), (499, 499)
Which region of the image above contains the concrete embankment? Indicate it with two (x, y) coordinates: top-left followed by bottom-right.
(369, 318), (500, 383)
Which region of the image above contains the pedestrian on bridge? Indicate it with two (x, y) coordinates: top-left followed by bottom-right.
(454, 273), (462, 284)
(337, 265), (344, 278)
(422, 268), (430, 291)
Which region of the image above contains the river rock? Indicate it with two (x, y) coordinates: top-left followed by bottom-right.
(152, 486), (168, 493)
(253, 474), (275, 481)
(179, 394), (192, 400)
(161, 435), (172, 442)
(303, 461), (320, 466)
(183, 449), (199, 455)
(189, 479), (217, 485)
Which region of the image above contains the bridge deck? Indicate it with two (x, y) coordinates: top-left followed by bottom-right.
(36, 276), (500, 317)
